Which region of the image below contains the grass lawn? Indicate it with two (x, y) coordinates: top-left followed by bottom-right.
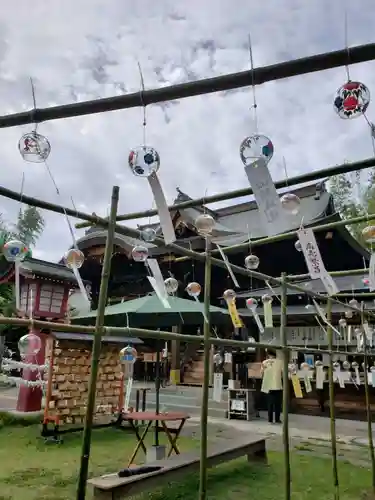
(0, 421), (373, 500)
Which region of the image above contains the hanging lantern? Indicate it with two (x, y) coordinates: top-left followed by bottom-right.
(343, 360), (351, 370)
(213, 353), (223, 366)
(333, 81), (370, 119)
(362, 225), (375, 243)
(128, 146), (160, 177)
(239, 135), (274, 167)
(164, 277), (178, 295)
(140, 227), (156, 243)
(186, 282), (201, 298)
(280, 193), (301, 215)
(18, 131), (51, 163)
(18, 333), (42, 358)
(338, 318), (347, 328)
(131, 245), (149, 262)
(244, 254), (260, 270)
(262, 294), (273, 328)
(349, 298), (359, 309)
(64, 248), (85, 270)
(195, 213), (215, 236)
(246, 297), (264, 333)
(295, 240), (302, 252)
(223, 289), (236, 302)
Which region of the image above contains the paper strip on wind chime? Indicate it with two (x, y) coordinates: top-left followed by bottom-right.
(261, 294), (273, 327)
(240, 135), (290, 236)
(216, 245), (240, 288)
(289, 364), (303, 398)
(297, 228), (339, 296)
(223, 289), (244, 328)
(315, 361), (325, 389)
(128, 146), (176, 245)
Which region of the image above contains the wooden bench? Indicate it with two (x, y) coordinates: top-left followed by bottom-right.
(89, 434), (267, 499)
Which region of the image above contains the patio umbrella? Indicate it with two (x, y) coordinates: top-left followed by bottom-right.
(73, 293), (230, 328)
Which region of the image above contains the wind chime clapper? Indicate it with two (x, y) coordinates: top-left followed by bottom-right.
(119, 345), (138, 413)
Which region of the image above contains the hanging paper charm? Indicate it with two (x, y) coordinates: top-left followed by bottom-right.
(3, 239), (29, 311)
(64, 248), (90, 306)
(315, 360), (325, 390)
(245, 297), (264, 333)
(216, 244), (239, 288)
(261, 294), (273, 328)
(300, 362), (312, 393)
(128, 146), (176, 245)
(18, 131), (51, 163)
(288, 363), (303, 398)
(224, 289), (244, 329)
(362, 225), (375, 290)
(333, 81), (370, 119)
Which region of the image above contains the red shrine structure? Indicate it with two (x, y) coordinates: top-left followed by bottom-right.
(8, 258), (89, 413)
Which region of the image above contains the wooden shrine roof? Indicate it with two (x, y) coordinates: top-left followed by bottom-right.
(19, 258), (87, 284)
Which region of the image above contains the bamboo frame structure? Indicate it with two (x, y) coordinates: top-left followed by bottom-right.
(76, 186), (119, 500)
(0, 42), (374, 500)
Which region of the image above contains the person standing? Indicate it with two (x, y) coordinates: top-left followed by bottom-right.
(261, 349), (283, 424)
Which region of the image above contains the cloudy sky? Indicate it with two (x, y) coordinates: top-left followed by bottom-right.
(0, 0), (374, 261)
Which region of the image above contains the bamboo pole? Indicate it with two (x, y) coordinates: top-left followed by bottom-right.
(286, 268), (368, 281)
(326, 298), (339, 500)
(0, 178), (374, 312)
(280, 273), (291, 500)
(75, 157), (375, 227)
(2, 43), (375, 129)
(76, 186), (119, 500)
(0, 314), (370, 356)
(361, 303), (375, 494)
(199, 238), (212, 500)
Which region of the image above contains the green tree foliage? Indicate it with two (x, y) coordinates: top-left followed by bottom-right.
(329, 170), (375, 245)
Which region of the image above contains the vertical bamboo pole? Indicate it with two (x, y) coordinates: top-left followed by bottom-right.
(326, 298), (339, 500)
(361, 303), (375, 493)
(280, 273), (291, 500)
(76, 186), (119, 500)
(198, 238), (212, 500)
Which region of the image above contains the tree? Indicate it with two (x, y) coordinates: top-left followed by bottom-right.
(329, 170), (375, 245)
(0, 206), (45, 370)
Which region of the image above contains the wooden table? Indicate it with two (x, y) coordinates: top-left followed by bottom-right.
(121, 411), (190, 466)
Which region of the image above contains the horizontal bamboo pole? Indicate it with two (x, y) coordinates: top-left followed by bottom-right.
(76, 157), (375, 228)
(286, 268), (367, 281)
(175, 209), (374, 262)
(0, 181), (372, 317)
(0, 315), (369, 357)
(2, 43), (375, 129)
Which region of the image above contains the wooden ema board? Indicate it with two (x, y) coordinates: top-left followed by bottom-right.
(45, 340), (123, 425)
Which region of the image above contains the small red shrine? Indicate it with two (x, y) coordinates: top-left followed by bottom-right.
(12, 258), (90, 413)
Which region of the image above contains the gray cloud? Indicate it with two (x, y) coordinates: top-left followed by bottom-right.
(0, 0), (374, 261)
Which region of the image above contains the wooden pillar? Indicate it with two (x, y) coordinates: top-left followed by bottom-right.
(170, 326), (181, 385)
(16, 329), (46, 413)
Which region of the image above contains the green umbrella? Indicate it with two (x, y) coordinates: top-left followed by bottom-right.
(73, 293), (229, 328)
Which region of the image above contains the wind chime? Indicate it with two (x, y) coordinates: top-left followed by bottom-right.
(120, 345), (138, 413)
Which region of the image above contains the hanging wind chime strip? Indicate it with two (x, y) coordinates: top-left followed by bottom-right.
(291, 373), (303, 398)
(226, 297), (244, 328)
(315, 364), (325, 389)
(148, 172), (176, 245)
(312, 299), (341, 337)
(297, 227), (339, 296)
(244, 157), (290, 236)
(216, 244), (240, 288)
(14, 260), (21, 311)
(213, 372), (223, 402)
(369, 252), (375, 291)
(146, 258), (170, 309)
